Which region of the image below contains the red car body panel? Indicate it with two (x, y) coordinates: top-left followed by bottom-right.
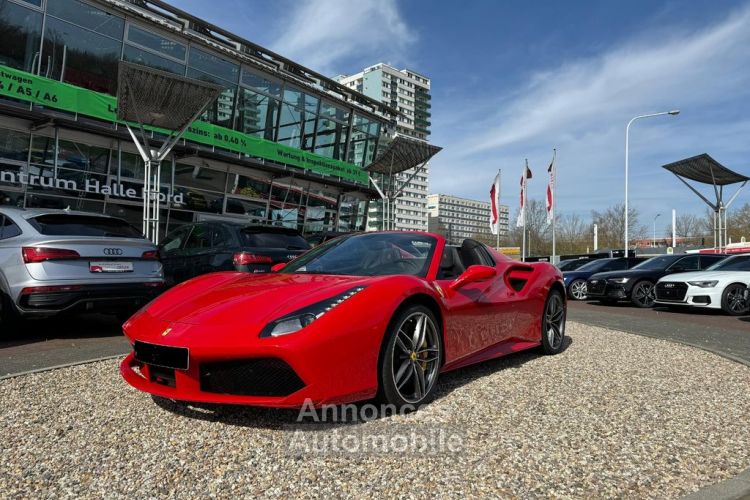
(121, 233), (564, 407)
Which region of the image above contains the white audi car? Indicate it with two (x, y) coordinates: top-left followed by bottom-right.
(654, 254), (750, 315)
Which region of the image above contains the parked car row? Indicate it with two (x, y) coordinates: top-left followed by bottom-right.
(0, 207), (318, 334)
(563, 252), (750, 315)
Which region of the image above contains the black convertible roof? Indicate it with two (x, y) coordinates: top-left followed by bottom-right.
(662, 153), (749, 186)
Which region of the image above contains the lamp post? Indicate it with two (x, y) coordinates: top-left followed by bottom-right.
(653, 213), (661, 247)
(625, 110), (680, 255)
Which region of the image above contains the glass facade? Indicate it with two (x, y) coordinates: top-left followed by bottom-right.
(0, 125), (368, 235)
(0, 0), (382, 166)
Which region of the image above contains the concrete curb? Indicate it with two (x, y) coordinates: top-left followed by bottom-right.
(0, 353), (123, 381)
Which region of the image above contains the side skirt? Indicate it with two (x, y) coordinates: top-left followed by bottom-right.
(440, 339), (541, 373)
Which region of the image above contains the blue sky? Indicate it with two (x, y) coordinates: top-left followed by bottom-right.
(173, 0), (750, 230)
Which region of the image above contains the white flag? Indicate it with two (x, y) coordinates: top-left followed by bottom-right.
(490, 173), (501, 235)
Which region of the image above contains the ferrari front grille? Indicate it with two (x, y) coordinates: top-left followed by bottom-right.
(199, 358), (305, 397)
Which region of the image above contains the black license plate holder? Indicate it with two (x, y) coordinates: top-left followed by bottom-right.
(134, 341), (188, 370)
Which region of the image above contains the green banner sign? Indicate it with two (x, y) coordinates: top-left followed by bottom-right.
(0, 65), (369, 185)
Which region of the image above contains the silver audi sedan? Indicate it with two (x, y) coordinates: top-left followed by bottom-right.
(0, 207), (164, 331)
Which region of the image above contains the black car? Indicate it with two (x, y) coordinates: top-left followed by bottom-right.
(563, 257), (646, 300)
(586, 253), (726, 307)
(557, 258), (593, 272)
(159, 222), (311, 285)
(305, 231), (354, 247)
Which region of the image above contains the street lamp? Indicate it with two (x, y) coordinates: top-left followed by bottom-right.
(625, 110), (680, 255)
(653, 213), (661, 247)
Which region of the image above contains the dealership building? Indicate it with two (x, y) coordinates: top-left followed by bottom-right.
(0, 0), (399, 238)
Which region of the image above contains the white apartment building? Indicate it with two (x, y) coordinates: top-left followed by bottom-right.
(427, 194), (510, 243)
(336, 63), (431, 231)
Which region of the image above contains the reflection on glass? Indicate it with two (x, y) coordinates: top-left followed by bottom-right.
(236, 88), (279, 140)
(314, 119), (346, 160)
(0, 0), (43, 72)
(123, 44), (185, 75)
(227, 173), (271, 199)
(171, 187), (222, 213)
(186, 68), (236, 129)
(126, 25), (185, 60)
(189, 47), (238, 83)
(41, 16), (123, 94)
(48, 0), (124, 39)
(174, 164), (227, 193)
(0, 128), (29, 162)
(241, 69), (281, 97)
(277, 103), (303, 149)
(225, 197), (267, 223)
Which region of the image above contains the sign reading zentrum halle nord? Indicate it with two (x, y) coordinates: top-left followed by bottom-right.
(0, 169), (185, 204)
(0, 65), (369, 185)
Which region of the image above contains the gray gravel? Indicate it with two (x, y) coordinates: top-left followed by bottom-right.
(1, 322), (749, 498)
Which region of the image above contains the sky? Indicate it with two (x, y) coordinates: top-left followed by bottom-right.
(172, 0), (750, 232)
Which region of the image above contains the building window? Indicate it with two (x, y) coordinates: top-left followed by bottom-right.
(0, 0), (43, 73)
(187, 47), (239, 129)
(123, 24), (186, 75)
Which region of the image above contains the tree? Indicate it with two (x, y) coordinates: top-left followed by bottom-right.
(556, 213), (592, 254)
(590, 203), (644, 250)
(509, 199), (552, 256)
(663, 213), (702, 243)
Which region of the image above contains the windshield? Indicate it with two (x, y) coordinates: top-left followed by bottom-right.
(28, 214), (142, 238)
(575, 259), (611, 272)
(559, 259), (589, 271)
(240, 229), (310, 250)
(707, 254), (750, 271)
(281, 232), (437, 277)
(632, 255), (678, 271)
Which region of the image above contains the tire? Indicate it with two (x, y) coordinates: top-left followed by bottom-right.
(721, 283), (748, 316)
(568, 279), (587, 301)
(541, 290), (566, 355)
(378, 304), (442, 410)
(630, 281), (656, 308)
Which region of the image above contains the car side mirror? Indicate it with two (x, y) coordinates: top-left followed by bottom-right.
(271, 263), (286, 272)
(450, 265), (496, 290)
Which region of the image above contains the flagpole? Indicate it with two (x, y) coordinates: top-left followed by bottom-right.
(522, 159), (528, 262)
(552, 149), (557, 264)
(496, 168), (501, 250)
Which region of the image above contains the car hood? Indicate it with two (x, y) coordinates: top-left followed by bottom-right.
(145, 272), (375, 326)
(588, 270), (653, 281)
(660, 270), (750, 283)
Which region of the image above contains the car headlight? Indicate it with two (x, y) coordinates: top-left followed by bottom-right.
(260, 286), (366, 338)
(607, 277), (630, 284)
(687, 280), (718, 288)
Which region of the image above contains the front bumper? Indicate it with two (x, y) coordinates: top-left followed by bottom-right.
(120, 310), (384, 408)
(585, 280), (629, 300)
(654, 282), (722, 309)
(16, 282), (164, 315)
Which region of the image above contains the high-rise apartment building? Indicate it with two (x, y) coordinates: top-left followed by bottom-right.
(336, 63), (431, 231)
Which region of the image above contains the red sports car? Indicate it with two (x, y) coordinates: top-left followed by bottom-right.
(121, 232), (566, 409)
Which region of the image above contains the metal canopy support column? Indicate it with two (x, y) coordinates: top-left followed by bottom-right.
(663, 154), (750, 252)
(116, 62), (223, 244)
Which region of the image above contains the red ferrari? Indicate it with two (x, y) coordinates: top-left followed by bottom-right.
(121, 232), (566, 408)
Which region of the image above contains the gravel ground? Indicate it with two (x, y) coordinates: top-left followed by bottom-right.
(1, 322), (749, 499)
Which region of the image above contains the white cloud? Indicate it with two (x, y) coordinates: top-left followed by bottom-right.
(429, 5), (750, 222)
(270, 0), (415, 75)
